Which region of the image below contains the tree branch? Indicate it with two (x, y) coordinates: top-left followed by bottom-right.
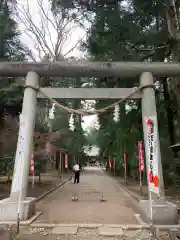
(16, 0), (87, 61)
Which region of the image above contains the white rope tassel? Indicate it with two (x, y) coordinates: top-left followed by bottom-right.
(113, 104), (120, 122)
(69, 113), (75, 131)
(49, 103), (55, 119)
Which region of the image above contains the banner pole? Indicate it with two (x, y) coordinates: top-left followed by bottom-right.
(124, 152), (127, 184)
(32, 171), (35, 196)
(149, 189), (153, 223)
(140, 171), (142, 196)
(113, 158), (116, 176)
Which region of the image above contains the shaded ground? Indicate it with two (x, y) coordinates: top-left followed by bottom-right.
(113, 175), (180, 207)
(0, 171), (70, 200)
(35, 167), (139, 224)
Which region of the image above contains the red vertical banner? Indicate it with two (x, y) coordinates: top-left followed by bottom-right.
(146, 118), (159, 193)
(30, 153), (35, 175)
(109, 159), (112, 168)
(110, 159), (114, 168)
(138, 141), (145, 172)
(65, 154), (68, 169)
(123, 152), (127, 169)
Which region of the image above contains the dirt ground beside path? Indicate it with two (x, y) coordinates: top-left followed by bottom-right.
(0, 171), (70, 200)
(114, 176), (180, 207)
(35, 167), (139, 224)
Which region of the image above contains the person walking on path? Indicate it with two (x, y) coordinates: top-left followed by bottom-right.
(73, 163), (80, 184)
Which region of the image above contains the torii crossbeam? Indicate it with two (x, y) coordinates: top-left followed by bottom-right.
(37, 88), (141, 99)
(0, 61), (180, 77)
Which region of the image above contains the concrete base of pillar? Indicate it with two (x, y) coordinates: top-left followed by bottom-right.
(0, 197), (36, 221)
(139, 199), (178, 225)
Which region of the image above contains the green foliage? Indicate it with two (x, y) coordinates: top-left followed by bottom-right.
(85, 128), (99, 146)
(71, 0), (174, 184)
(0, 1), (29, 116)
(0, 156), (14, 180)
(53, 109), (86, 157)
(50, 75), (89, 165)
(0, 2), (28, 57)
(34, 158), (46, 179)
(0, 1), (29, 176)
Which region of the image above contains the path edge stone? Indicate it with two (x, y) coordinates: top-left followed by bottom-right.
(52, 226), (78, 235)
(0, 211), (42, 226)
(104, 171), (143, 202)
(36, 177), (71, 202)
(98, 226), (124, 236)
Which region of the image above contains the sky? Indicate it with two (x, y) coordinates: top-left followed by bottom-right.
(17, 0), (99, 131)
(17, 0), (86, 57)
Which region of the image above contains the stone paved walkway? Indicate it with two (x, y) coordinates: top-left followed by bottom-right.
(35, 167), (139, 224)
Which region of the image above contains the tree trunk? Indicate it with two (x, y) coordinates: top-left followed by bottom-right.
(162, 78), (176, 145)
(166, 0), (180, 148)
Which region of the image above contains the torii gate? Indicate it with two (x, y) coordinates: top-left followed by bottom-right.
(0, 61), (178, 225)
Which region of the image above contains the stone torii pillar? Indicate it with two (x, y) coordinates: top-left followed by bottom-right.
(139, 72), (177, 225)
(0, 71), (39, 221)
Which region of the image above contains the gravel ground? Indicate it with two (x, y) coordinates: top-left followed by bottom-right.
(15, 227), (167, 240)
